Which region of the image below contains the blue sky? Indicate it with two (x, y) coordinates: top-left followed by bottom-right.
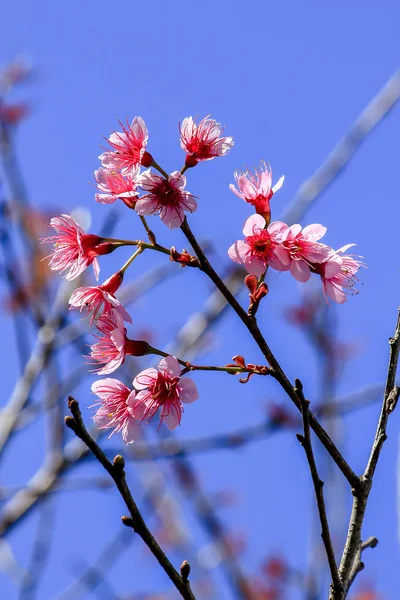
(1, 1), (399, 598)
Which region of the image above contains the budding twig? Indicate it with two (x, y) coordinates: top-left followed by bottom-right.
(65, 397), (196, 600)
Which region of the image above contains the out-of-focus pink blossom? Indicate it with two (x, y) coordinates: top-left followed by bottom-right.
(91, 378), (138, 444)
(275, 224), (331, 282)
(99, 117), (150, 175)
(0, 57), (32, 93)
(94, 166), (140, 206)
(131, 356), (198, 430)
(69, 271), (131, 325)
(230, 162), (284, 223)
(316, 244), (364, 304)
(136, 170), (197, 229)
(180, 115), (233, 167)
(228, 214), (289, 276)
(42, 214), (115, 281)
(0, 102), (30, 125)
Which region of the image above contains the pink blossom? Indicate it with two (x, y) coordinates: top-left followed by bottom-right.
(130, 356), (198, 430)
(99, 117), (150, 175)
(88, 311), (152, 374)
(229, 162), (284, 222)
(69, 272), (132, 325)
(42, 214), (115, 281)
(136, 170), (197, 229)
(275, 224), (331, 282)
(317, 244), (364, 304)
(88, 312), (127, 374)
(94, 166), (140, 206)
(228, 214), (289, 276)
(180, 115), (234, 167)
(91, 378), (138, 444)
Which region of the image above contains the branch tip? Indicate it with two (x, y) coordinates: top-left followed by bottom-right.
(121, 515), (135, 528)
(113, 454), (125, 470)
(180, 560), (191, 580)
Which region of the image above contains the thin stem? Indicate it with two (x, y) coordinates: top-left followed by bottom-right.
(151, 160), (169, 178)
(295, 379), (342, 596)
(139, 215), (157, 244)
(180, 217), (359, 489)
(180, 164), (189, 175)
(119, 247), (145, 274)
(65, 398), (196, 600)
(144, 346), (269, 377)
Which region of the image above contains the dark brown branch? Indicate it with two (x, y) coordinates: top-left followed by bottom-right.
(180, 218), (359, 489)
(331, 307), (400, 599)
(65, 397), (196, 600)
(295, 379), (342, 596)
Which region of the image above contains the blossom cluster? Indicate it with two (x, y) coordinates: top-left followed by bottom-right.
(228, 163), (364, 304)
(43, 113), (364, 445)
(94, 115), (233, 228)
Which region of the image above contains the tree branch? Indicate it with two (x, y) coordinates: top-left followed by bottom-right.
(180, 217), (359, 489)
(65, 397), (196, 600)
(295, 379), (342, 596)
(331, 307), (400, 599)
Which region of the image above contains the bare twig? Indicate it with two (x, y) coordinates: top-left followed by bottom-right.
(295, 378), (341, 597)
(65, 397), (196, 600)
(331, 308), (400, 599)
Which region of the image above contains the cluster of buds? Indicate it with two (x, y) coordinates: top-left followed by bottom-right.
(226, 355), (271, 384)
(170, 246), (200, 268)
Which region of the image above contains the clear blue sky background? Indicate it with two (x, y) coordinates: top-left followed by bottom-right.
(1, 1), (399, 598)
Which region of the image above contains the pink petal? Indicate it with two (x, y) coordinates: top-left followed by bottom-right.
(288, 224), (302, 237)
(95, 193), (117, 204)
(272, 175), (284, 193)
(302, 224), (327, 241)
(325, 280), (346, 304)
(274, 244), (291, 266)
(93, 258), (100, 281)
(244, 255), (267, 276)
(267, 221), (288, 236)
(228, 240), (249, 265)
(162, 403), (182, 430)
(159, 356), (181, 377)
(179, 378), (199, 404)
(243, 214), (265, 236)
(121, 417), (138, 444)
(290, 260), (311, 282)
(133, 368), (158, 390)
(91, 378), (129, 399)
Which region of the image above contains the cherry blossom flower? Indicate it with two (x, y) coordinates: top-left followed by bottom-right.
(88, 311), (152, 374)
(228, 214), (289, 276)
(94, 166), (140, 206)
(69, 271), (132, 325)
(99, 116), (151, 175)
(275, 224), (331, 282)
(130, 356), (198, 430)
(229, 162), (284, 223)
(180, 115), (234, 167)
(88, 312), (127, 374)
(136, 170), (197, 229)
(317, 244), (364, 304)
(91, 378), (138, 444)
(42, 214), (115, 281)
